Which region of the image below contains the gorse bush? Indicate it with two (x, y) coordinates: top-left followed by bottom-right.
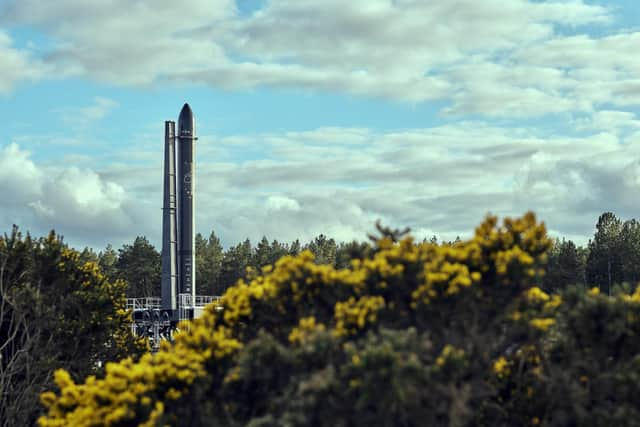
(38, 213), (640, 426)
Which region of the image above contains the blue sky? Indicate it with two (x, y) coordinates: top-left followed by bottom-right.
(0, 0), (639, 251)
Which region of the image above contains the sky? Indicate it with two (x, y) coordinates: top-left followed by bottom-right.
(0, 0), (639, 251)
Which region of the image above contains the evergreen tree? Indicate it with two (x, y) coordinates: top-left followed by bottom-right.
(79, 247), (99, 263)
(116, 236), (161, 297)
(620, 219), (640, 286)
(305, 234), (337, 265)
(586, 212), (623, 294)
(268, 239), (289, 265)
(289, 239), (301, 256)
(98, 244), (118, 280)
(543, 238), (582, 291)
(219, 239), (252, 292)
(253, 236), (272, 269)
(336, 240), (373, 269)
(195, 231), (223, 295)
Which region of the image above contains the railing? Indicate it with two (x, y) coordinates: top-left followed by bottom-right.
(126, 297), (162, 311)
(195, 295), (221, 307)
(126, 295), (221, 312)
(178, 294), (221, 308)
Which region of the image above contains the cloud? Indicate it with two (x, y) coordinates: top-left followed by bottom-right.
(266, 195), (301, 212)
(573, 110), (640, 133)
(1, 0), (639, 250)
(188, 123), (638, 248)
(60, 96), (118, 130)
(0, 30), (48, 93)
(1, 0), (631, 116)
(1, 0), (236, 85)
(0, 142), (154, 249)
(3, 117), (640, 250)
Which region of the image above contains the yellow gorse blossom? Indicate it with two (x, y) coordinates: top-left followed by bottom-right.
(334, 296), (385, 336)
(529, 317), (555, 331)
(526, 287), (550, 303)
(435, 344), (465, 368)
(492, 356), (511, 378)
(622, 286), (640, 303)
(544, 294), (562, 311)
(288, 316), (326, 344)
(39, 212), (553, 425)
(39, 323), (241, 426)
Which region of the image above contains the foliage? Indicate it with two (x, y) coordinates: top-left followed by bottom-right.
(40, 212), (555, 426)
(0, 227), (146, 427)
(219, 238), (253, 294)
(116, 236), (161, 298)
(195, 231), (224, 295)
(587, 212), (623, 293)
(490, 286), (640, 426)
(38, 211), (640, 426)
(542, 238), (584, 292)
(98, 244), (118, 280)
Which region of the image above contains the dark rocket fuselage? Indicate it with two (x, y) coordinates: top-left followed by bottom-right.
(177, 104), (196, 298)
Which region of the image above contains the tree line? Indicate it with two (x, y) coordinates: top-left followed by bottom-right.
(93, 211), (640, 298)
(90, 232), (372, 298)
(542, 211), (640, 295)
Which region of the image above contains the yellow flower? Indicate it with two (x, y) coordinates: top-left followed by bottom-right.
(334, 296), (385, 337)
(492, 356), (511, 378)
(543, 294), (562, 311)
(351, 354), (361, 366)
(526, 287), (550, 303)
(435, 345), (465, 368)
(529, 317), (555, 331)
(289, 317), (325, 344)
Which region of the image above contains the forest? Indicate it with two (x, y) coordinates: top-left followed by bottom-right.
(2, 211), (640, 426)
(87, 211), (637, 299)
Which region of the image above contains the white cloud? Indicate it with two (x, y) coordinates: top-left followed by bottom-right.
(187, 123), (639, 248)
(0, 143), (43, 200)
(0, 30), (48, 93)
(1, 0), (235, 85)
(0, 0), (631, 116)
(573, 110), (640, 133)
(266, 195), (301, 212)
(4, 117), (640, 249)
(60, 96), (118, 130)
(0, 142), (153, 249)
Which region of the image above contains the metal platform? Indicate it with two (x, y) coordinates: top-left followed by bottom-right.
(127, 294), (221, 351)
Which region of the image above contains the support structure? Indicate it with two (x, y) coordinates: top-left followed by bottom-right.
(161, 121), (178, 311)
(128, 104), (219, 351)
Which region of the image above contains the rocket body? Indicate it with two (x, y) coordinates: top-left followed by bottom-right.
(177, 104), (196, 299)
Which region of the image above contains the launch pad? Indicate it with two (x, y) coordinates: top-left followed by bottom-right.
(128, 104), (219, 351)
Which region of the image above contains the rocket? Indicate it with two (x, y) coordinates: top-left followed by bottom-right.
(177, 104), (196, 299)
(161, 104), (196, 313)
